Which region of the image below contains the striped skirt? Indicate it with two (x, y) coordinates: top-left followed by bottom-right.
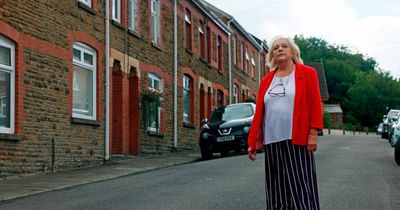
(264, 140), (320, 210)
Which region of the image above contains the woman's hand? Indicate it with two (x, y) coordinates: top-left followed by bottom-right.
(307, 134), (317, 152)
(248, 147), (257, 161)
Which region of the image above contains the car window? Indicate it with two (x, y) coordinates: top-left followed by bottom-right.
(209, 105), (253, 123)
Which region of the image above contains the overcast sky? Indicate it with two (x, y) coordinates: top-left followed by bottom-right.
(205, 0), (400, 78)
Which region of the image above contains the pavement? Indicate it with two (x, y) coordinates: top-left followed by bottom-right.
(0, 149), (202, 203)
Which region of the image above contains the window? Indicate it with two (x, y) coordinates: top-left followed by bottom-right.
(112, 0), (121, 23)
(199, 20), (205, 58)
(148, 73), (162, 131)
(128, 0), (138, 31)
(206, 26), (211, 63)
(151, 0), (160, 44)
(233, 84), (239, 104)
(251, 51), (256, 78)
(72, 43), (96, 120)
(79, 0), (92, 7)
(217, 36), (222, 71)
(241, 41), (244, 70)
(0, 35), (15, 134)
(185, 9), (192, 50)
(183, 75), (193, 123)
(232, 35), (236, 65)
(245, 48), (249, 73)
(216, 90), (223, 108)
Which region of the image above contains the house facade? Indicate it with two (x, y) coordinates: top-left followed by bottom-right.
(0, 0), (268, 178)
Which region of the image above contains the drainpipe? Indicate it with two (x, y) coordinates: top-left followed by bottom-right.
(104, 0), (110, 160)
(227, 19), (234, 104)
(258, 42), (263, 86)
(173, 0), (178, 150)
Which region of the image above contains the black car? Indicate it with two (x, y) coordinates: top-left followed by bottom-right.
(199, 102), (255, 160)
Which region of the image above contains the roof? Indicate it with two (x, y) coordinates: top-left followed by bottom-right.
(189, 0), (231, 35)
(306, 61), (329, 101)
(324, 104), (343, 113)
(197, 0), (262, 50)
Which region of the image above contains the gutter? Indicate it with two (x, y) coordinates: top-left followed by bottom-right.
(173, 0), (178, 150)
(227, 18), (234, 104)
(104, 0), (110, 160)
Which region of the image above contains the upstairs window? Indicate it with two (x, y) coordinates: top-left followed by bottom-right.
(245, 48), (249, 73)
(185, 9), (192, 50)
(128, 0), (138, 31)
(251, 51), (256, 78)
(0, 35), (15, 134)
(112, 0), (121, 23)
(72, 42), (97, 120)
(232, 35), (237, 65)
(241, 41), (244, 70)
(217, 36), (222, 71)
(206, 26), (211, 63)
(151, 0), (160, 44)
(199, 20), (205, 58)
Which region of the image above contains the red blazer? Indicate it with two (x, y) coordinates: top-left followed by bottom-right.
(248, 63), (323, 149)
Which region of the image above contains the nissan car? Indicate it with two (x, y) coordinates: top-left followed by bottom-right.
(199, 102), (255, 160)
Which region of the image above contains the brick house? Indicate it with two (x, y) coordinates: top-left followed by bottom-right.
(0, 0), (267, 178)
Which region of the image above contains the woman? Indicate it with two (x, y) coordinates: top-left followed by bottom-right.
(247, 36), (323, 210)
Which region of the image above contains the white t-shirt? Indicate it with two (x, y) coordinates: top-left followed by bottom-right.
(263, 70), (296, 144)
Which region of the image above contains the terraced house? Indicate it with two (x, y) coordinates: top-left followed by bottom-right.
(0, 0), (268, 178)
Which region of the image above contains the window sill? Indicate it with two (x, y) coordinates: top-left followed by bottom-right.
(183, 122), (195, 129)
(77, 1), (96, 15)
(151, 42), (163, 51)
(199, 57), (207, 64)
(185, 48), (193, 55)
(0, 133), (22, 141)
(128, 29), (141, 39)
(217, 70), (223, 75)
(147, 130), (164, 137)
(111, 20), (125, 31)
(71, 118), (101, 126)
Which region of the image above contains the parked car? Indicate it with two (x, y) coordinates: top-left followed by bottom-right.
(395, 140), (400, 166)
(382, 109), (400, 139)
(199, 102), (255, 160)
(376, 123), (383, 135)
(390, 119), (400, 147)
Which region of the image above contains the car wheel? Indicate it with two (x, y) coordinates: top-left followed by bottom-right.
(200, 143), (213, 160)
(395, 144), (400, 166)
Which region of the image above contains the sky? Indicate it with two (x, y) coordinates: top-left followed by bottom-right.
(205, 0), (400, 78)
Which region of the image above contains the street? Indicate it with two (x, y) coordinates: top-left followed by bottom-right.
(1, 134), (400, 210)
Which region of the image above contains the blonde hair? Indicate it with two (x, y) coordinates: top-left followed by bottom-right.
(266, 35), (303, 69)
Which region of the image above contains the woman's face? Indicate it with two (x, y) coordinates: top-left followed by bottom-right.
(272, 39), (293, 63)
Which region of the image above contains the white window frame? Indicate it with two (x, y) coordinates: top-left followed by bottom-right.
(128, 0), (138, 31)
(183, 75), (191, 123)
(151, 0), (160, 44)
(148, 73), (162, 132)
(79, 0), (92, 7)
(233, 84), (239, 104)
(112, 0), (121, 23)
(0, 35), (15, 134)
(72, 42), (97, 120)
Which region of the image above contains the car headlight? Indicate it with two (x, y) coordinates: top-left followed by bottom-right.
(202, 132), (209, 139)
(243, 126), (250, 133)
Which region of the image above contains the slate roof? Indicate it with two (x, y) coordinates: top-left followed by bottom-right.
(324, 104), (343, 113)
(306, 61), (329, 101)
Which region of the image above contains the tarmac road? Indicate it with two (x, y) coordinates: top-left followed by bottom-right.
(1, 134), (399, 210)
